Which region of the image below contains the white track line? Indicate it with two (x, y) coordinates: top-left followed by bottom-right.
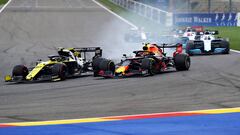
(230, 49), (240, 53)
(92, 0), (138, 29)
(0, 0), (12, 14)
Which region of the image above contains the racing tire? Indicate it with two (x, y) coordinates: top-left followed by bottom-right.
(141, 58), (156, 75)
(174, 54), (190, 71)
(222, 41), (230, 54)
(211, 40), (230, 54)
(93, 71), (99, 77)
(92, 57), (107, 77)
(186, 41), (194, 56)
(99, 59), (115, 73)
(52, 64), (67, 80)
(12, 65), (29, 79)
(92, 57), (105, 69)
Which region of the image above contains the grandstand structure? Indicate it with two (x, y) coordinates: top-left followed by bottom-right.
(135, 0), (240, 13)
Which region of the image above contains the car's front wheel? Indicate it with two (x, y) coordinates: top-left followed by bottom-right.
(185, 41), (194, 56)
(12, 65), (29, 80)
(142, 58), (156, 75)
(52, 64), (67, 80)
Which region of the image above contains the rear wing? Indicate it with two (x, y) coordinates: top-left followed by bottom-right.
(197, 30), (219, 35)
(206, 30), (219, 35)
(73, 47), (102, 59)
(157, 43), (183, 56)
(74, 47), (101, 52)
(191, 26), (204, 32)
(139, 43), (183, 57)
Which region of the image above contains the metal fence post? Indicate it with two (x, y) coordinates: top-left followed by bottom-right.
(229, 0), (232, 13)
(109, 0), (172, 27)
(208, 0), (211, 13)
(187, 0), (190, 13)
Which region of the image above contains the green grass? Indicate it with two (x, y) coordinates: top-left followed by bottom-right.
(0, 0), (8, 5)
(98, 0), (240, 50)
(207, 27), (240, 50)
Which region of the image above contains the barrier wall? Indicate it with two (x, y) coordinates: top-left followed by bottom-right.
(110, 0), (172, 27)
(110, 0), (240, 27)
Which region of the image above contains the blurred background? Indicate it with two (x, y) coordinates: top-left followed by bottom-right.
(135, 0), (240, 13)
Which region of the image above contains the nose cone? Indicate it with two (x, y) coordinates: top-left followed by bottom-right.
(115, 66), (128, 74)
(4, 75), (12, 82)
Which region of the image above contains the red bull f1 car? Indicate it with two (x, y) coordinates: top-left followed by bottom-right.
(92, 43), (190, 78)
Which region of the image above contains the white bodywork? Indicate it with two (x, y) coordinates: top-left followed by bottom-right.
(59, 49), (84, 67)
(200, 34), (216, 51)
(183, 27), (197, 40)
(183, 31), (196, 40)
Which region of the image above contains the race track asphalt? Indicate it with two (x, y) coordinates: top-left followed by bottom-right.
(0, 0), (240, 123)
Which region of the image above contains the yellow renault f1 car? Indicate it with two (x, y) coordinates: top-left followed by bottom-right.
(5, 47), (102, 83)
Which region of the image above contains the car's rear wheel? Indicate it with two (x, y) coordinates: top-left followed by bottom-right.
(174, 54), (190, 71)
(12, 65), (29, 79)
(52, 64), (67, 80)
(211, 40), (230, 54)
(92, 57), (107, 77)
(186, 41), (194, 56)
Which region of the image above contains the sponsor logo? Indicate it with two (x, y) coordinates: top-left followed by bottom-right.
(237, 13), (240, 27)
(174, 13), (238, 26)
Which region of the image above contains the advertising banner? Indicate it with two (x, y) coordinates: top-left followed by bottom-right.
(237, 12), (240, 27)
(174, 13), (237, 27)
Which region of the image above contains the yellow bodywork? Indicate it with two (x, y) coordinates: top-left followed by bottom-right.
(26, 60), (58, 80)
(4, 56), (75, 81)
(4, 75), (12, 82)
